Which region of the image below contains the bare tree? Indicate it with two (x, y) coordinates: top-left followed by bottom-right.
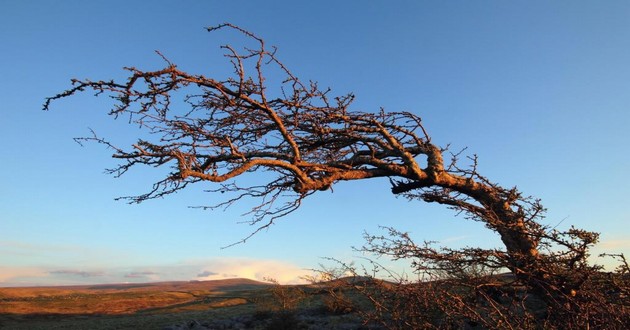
(45, 24), (627, 328)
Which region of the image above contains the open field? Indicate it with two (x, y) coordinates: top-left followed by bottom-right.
(0, 279), (370, 329)
(0, 279), (267, 329)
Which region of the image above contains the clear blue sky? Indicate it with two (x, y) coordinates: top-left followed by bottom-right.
(1, 1), (628, 286)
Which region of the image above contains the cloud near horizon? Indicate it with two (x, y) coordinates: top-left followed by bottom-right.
(124, 271), (160, 280)
(197, 271), (218, 277)
(49, 270), (105, 278)
(193, 258), (311, 284)
(0, 258), (312, 287)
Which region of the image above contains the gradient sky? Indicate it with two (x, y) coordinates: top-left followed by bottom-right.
(1, 1), (629, 287)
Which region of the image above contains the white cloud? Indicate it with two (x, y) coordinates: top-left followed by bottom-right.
(49, 270), (105, 278)
(124, 271), (160, 280)
(0, 258), (313, 287)
(192, 258), (312, 284)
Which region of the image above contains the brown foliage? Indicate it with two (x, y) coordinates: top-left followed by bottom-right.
(258, 277), (307, 313)
(322, 228), (629, 329)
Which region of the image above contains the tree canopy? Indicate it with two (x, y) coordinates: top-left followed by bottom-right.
(45, 24), (540, 255)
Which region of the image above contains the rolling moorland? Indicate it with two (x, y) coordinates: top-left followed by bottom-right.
(0, 278), (374, 330)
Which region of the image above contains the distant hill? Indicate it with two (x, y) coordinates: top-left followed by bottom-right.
(0, 278), (271, 300)
(0, 277), (374, 329)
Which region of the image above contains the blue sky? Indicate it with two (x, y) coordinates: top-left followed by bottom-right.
(1, 1), (628, 286)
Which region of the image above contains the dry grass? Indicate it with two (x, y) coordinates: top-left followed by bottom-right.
(0, 279), (274, 329)
(0, 279), (373, 330)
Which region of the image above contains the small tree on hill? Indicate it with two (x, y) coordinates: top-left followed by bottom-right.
(45, 24), (628, 328)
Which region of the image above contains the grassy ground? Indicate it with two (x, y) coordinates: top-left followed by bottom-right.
(0, 279), (258, 329)
(0, 279), (371, 330)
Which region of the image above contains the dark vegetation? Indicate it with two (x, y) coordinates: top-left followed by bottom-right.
(42, 24), (630, 328)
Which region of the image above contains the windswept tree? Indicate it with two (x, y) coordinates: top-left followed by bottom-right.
(45, 24), (627, 328)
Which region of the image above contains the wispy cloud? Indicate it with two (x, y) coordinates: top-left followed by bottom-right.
(49, 270), (105, 278)
(0, 258), (312, 287)
(197, 271), (218, 277)
(124, 271), (159, 279)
